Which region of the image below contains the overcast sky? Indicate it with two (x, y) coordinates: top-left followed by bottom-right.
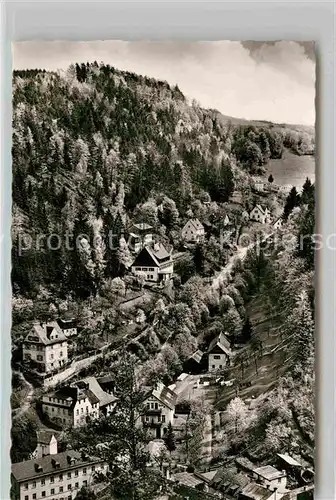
(12, 40), (315, 126)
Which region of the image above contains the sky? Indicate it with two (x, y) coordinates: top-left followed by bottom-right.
(12, 40), (316, 126)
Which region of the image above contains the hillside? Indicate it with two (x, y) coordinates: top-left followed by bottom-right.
(12, 63), (314, 299)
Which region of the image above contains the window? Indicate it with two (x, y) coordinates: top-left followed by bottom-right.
(32, 481), (36, 488)
(142, 267), (148, 271)
(67, 472), (71, 479)
(154, 403), (158, 410)
(59, 487), (64, 493)
(83, 480), (87, 487)
(41, 479), (45, 486)
(81, 408), (83, 414)
(83, 468), (87, 475)
(76, 409), (79, 416)
(68, 496), (72, 500)
(75, 483), (79, 488)
(50, 476), (54, 483)
(50, 354), (54, 360)
(161, 415), (166, 423)
(51, 489), (55, 495)
(212, 365), (215, 369)
(145, 416), (149, 422)
(213, 355), (221, 360)
(74, 470), (78, 477)
(37, 355), (43, 361)
(68, 484), (72, 490)
(42, 492), (46, 498)
(146, 403), (150, 409)
(149, 268), (154, 271)
(32, 495), (36, 499)
(24, 483), (28, 489)
(60, 351), (63, 357)
(25, 496), (28, 500)
(86, 406), (89, 413)
(91, 466), (95, 472)
(59, 474), (63, 480)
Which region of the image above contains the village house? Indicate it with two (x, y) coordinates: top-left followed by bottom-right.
(252, 465), (287, 492)
(250, 205), (271, 224)
(41, 376), (117, 428)
(239, 482), (285, 500)
(142, 382), (177, 439)
(183, 349), (205, 374)
(181, 218), (205, 243)
(273, 217), (282, 230)
(22, 322), (68, 374)
(208, 332), (232, 372)
(56, 318), (77, 338)
(31, 431), (58, 460)
(131, 243), (174, 283)
(127, 223), (154, 253)
(253, 180), (265, 192)
(11, 447), (108, 500)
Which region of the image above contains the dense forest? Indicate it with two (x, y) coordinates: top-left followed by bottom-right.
(12, 62), (314, 299)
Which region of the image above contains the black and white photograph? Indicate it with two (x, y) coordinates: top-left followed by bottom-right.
(10, 40), (315, 500)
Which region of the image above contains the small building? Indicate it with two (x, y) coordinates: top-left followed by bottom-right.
(183, 349), (205, 374)
(131, 243), (174, 283)
(273, 217), (282, 230)
(57, 318), (77, 338)
(208, 332), (232, 372)
(41, 376), (117, 428)
(253, 180), (265, 192)
(252, 465), (287, 492)
(128, 223), (154, 252)
(22, 322), (68, 374)
(32, 431), (58, 459)
(250, 205), (271, 224)
(142, 382), (177, 439)
(181, 218), (205, 243)
(11, 450), (108, 500)
(239, 482), (284, 500)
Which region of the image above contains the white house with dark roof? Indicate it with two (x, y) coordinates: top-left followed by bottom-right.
(131, 243), (173, 283)
(273, 217), (282, 230)
(32, 431), (58, 459)
(250, 205), (271, 224)
(142, 382), (177, 438)
(41, 376), (117, 428)
(208, 332), (232, 372)
(11, 449), (108, 500)
(22, 322), (68, 374)
(181, 218), (205, 243)
(57, 318), (77, 338)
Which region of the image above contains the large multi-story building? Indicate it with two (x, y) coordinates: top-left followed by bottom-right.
(22, 322), (68, 374)
(41, 376), (117, 428)
(11, 449), (108, 500)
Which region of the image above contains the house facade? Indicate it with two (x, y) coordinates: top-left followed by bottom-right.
(208, 333), (232, 372)
(33, 431), (58, 459)
(57, 319), (77, 338)
(22, 322), (68, 374)
(142, 383), (177, 439)
(131, 244), (173, 283)
(250, 205), (271, 224)
(11, 450), (108, 500)
(181, 219), (205, 243)
(41, 377), (117, 428)
(273, 218), (282, 230)
(128, 223), (154, 252)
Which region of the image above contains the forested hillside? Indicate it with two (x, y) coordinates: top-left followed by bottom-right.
(12, 62), (314, 299)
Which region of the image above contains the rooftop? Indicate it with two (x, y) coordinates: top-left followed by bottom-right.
(26, 321), (67, 346)
(253, 465), (286, 481)
(240, 482), (275, 500)
(12, 450), (103, 483)
(36, 430), (57, 445)
(208, 332), (231, 356)
(149, 382), (177, 411)
(172, 472), (205, 488)
(277, 454), (302, 467)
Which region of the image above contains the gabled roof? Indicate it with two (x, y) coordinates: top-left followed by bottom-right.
(253, 465), (286, 481)
(149, 382), (177, 410)
(240, 482), (274, 500)
(36, 430), (57, 445)
(208, 332), (231, 356)
(223, 215), (231, 226)
(26, 322), (67, 346)
(11, 450), (103, 483)
(183, 218), (204, 233)
(188, 350), (204, 364)
(76, 377), (117, 407)
(131, 244), (171, 268)
(252, 204), (268, 215)
(277, 453), (302, 467)
(172, 472), (205, 488)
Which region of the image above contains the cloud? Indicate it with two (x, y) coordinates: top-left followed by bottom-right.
(12, 40), (315, 125)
